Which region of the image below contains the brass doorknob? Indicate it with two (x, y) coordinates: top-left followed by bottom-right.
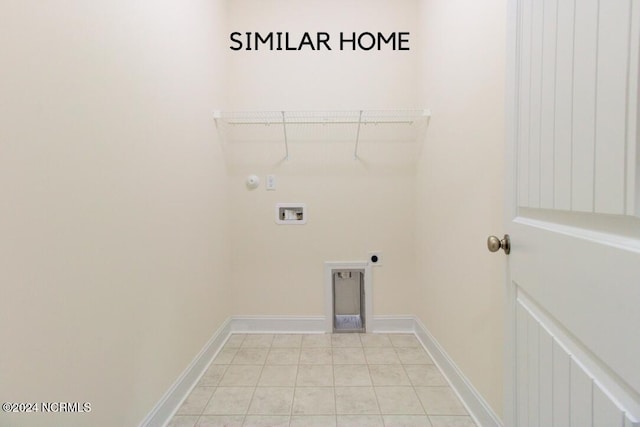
(487, 234), (510, 255)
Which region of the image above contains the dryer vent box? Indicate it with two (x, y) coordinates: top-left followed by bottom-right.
(276, 203), (306, 225)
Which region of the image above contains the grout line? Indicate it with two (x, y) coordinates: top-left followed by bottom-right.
(370, 334), (385, 419)
(241, 337), (271, 425)
(186, 347), (233, 425)
(331, 335), (338, 426)
(290, 335), (302, 422)
(170, 332), (472, 426)
(197, 366), (226, 421)
(398, 348), (428, 419)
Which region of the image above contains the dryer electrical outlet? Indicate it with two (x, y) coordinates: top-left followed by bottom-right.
(368, 251), (383, 266)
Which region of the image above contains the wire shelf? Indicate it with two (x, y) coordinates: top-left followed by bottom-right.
(214, 109), (429, 125)
(213, 109), (431, 160)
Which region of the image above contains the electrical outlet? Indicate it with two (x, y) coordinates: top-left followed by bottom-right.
(266, 175), (276, 190)
(368, 251), (383, 266)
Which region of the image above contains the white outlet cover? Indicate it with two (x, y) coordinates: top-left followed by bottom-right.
(266, 175), (276, 190)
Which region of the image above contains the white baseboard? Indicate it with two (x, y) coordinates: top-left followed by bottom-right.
(142, 315), (502, 427)
(230, 315), (415, 334)
(414, 317), (503, 427)
(369, 315), (415, 333)
(230, 315), (326, 333)
(138, 318), (232, 427)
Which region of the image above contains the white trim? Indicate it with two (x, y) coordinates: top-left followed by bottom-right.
(324, 261), (372, 333)
(230, 315), (326, 333)
(229, 314), (416, 334)
(369, 315), (415, 333)
(138, 318), (232, 427)
(514, 215), (640, 254)
(414, 317), (503, 427)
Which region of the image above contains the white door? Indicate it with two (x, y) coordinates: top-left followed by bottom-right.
(505, 0), (640, 426)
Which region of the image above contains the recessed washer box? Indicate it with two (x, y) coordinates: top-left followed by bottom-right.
(275, 203), (306, 225)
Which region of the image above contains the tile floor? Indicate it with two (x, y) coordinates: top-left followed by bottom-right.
(168, 333), (477, 427)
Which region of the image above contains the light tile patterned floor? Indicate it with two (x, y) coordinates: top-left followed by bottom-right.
(168, 333), (477, 427)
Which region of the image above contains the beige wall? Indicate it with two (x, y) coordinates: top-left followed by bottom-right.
(226, 0), (422, 317)
(415, 0), (506, 418)
(230, 161), (418, 316)
(0, 1), (231, 426)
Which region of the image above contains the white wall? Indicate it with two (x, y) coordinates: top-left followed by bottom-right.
(0, 1), (231, 426)
(416, 0), (506, 418)
(225, 0), (422, 318)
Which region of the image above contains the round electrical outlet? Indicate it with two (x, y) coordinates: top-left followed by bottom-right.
(368, 252), (383, 265)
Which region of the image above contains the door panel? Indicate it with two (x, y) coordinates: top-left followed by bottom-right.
(553, 0), (574, 211)
(528, 0), (543, 209)
(570, 358), (593, 427)
(515, 291), (640, 426)
(594, 384), (626, 427)
(540, 0), (558, 210)
(595, 1), (632, 214)
(512, 220), (640, 391)
(516, 303), (529, 426)
(507, 0), (640, 425)
(552, 340), (571, 427)
(538, 325), (553, 426)
(571, 0), (599, 213)
(517, 0), (532, 208)
(516, 0), (637, 215)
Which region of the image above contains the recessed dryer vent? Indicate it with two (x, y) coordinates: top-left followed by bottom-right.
(332, 269), (365, 333)
(324, 262), (371, 333)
